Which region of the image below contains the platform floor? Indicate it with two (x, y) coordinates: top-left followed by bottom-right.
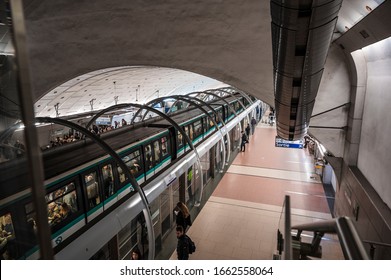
(169, 121), (344, 260)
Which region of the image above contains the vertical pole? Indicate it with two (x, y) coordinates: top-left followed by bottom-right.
(284, 195), (292, 260)
(369, 244), (375, 260)
(10, 0), (54, 259)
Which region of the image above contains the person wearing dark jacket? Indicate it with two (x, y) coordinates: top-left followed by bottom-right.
(240, 131), (248, 152)
(176, 226), (189, 260)
(175, 202), (192, 232)
(245, 124), (251, 140)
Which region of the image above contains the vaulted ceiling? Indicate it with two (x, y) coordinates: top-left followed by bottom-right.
(0, 0), (387, 118)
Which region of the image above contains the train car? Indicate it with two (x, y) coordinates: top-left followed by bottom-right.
(0, 93), (259, 260)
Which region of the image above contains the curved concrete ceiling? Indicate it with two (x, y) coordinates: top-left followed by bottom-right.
(0, 0), (385, 118)
(34, 66), (229, 118)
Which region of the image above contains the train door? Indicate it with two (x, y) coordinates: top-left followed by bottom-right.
(117, 212), (148, 260)
(149, 198), (162, 255)
(152, 139), (162, 173)
(193, 119), (203, 145)
(99, 161), (117, 210)
(168, 127), (177, 161)
(117, 148), (144, 200)
(233, 123), (241, 150)
(171, 177), (180, 225)
(81, 169), (104, 223)
(144, 142), (155, 180)
(185, 167), (195, 207)
(200, 151), (211, 185)
(176, 129), (185, 157)
(215, 141), (223, 172)
(160, 186), (171, 239)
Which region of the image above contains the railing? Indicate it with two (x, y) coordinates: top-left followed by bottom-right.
(362, 240), (391, 260)
(276, 195), (369, 260)
(276, 195), (292, 260)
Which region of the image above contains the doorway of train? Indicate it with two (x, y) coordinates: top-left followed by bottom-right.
(215, 141), (223, 172)
(90, 211), (148, 260)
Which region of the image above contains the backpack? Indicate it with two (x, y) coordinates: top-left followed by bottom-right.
(186, 235), (196, 254)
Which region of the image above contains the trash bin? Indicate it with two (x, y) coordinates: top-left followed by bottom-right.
(315, 159), (324, 176)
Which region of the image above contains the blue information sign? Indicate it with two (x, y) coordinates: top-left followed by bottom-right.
(275, 137), (303, 149)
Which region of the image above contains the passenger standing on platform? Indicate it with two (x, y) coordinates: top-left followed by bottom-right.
(131, 248), (142, 260)
(174, 202), (192, 232)
(245, 124), (251, 141)
(240, 131), (248, 152)
(251, 117), (257, 135)
(176, 226), (189, 260)
(268, 111), (274, 125)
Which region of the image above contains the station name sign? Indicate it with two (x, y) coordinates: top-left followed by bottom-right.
(275, 137), (303, 149)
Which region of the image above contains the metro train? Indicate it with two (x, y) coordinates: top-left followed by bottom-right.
(0, 93), (259, 259)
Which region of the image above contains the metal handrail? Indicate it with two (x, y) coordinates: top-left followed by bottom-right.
(362, 240), (391, 260)
(292, 217), (369, 260)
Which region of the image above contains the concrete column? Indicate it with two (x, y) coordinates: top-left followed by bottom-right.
(343, 50), (367, 166)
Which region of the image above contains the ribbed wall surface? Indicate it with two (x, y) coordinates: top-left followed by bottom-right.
(271, 0), (342, 140)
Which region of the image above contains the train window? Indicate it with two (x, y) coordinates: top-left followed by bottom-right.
(38, 182), (79, 226)
(217, 109), (223, 124)
(177, 131), (184, 149)
(0, 213), (16, 259)
(0, 213), (15, 238)
(119, 150), (142, 181)
(202, 117), (208, 132)
(184, 126), (189, 141)
(193, 120), (202, 140)
(129, 150), (142, 178)
(117, 166), (126, 183)
(234, 101), (239, 112)
(209, 119), (215, 130)
(85, 172), (101, 209)
(189, 125), (194, 140)
(153, 140), (161, 164)
(25, 203), (37, 232)
(144, 144), (153, 171)
(161, 136), (168, 157)
(102, 164), (114, 199)
(145, 145), (153, 170)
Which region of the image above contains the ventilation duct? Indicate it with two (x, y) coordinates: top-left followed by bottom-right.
(270, 0), (342, 140)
